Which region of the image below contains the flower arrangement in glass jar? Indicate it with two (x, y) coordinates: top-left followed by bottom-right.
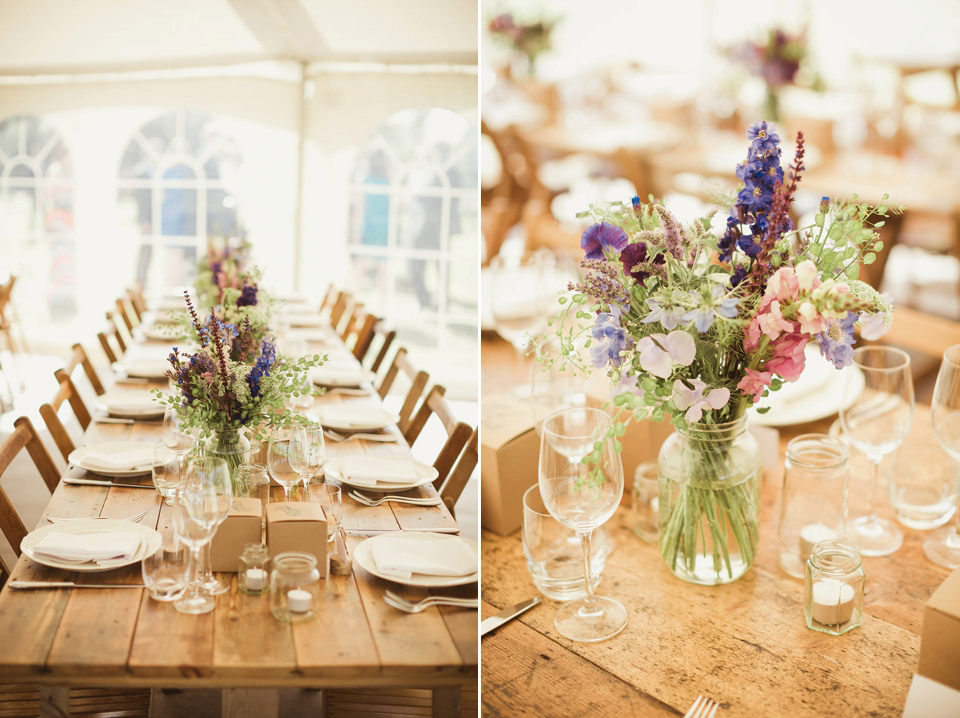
(540, 121), (902, 584)
(195, 235), (252, 309)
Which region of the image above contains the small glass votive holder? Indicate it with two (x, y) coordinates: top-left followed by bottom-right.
(522, 485), (606, 600)
(270, 551), (321, 623)
(238, 464), (270, 529)
(804, 538), (864, 635)
(632, 461), (659, 543)
(141, 531), (189, 602)
(238, 543), (270, 595)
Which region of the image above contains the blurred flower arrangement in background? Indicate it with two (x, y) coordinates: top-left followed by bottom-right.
(195, 235), (253, 309)
(488, 12), (558, 75)
(729, 29), (821, 121)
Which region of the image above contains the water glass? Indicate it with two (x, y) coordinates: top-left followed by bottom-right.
(152, 444), (180, 505)
(309, 484), (342, 540)
(268, 432), (300, 502)
(238, 463), (270, 528)
(631, 462), (659, 543)
(522, 485), (606, 600)
(888, 439), (960, 529)
(141, 529), (189, 602)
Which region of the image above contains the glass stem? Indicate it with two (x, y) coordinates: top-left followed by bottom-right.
(189, 545), (202, 598)
(578, 529), (598, 613)
(202, 542), (213, 583)
(865, 457), (881, 523)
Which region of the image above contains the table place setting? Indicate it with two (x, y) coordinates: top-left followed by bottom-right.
(354, 531), (479, 587)
(20, 518), (162, 571)
(68, 441), (158, 476)
(313, 404), (401, 434)
(326, 456), (438, 490)
(94, 388), (167, 420)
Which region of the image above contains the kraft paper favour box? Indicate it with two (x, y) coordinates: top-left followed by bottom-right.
(266, 502), (327, 577)
(918, 568), (960, 691)
(481, 394), (539, 536)
(208, 497), (262, 572)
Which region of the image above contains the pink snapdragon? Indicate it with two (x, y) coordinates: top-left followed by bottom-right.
(737, 369), (773, 402)
(764, 331), (809, 381)
(673, 379), (730, 422)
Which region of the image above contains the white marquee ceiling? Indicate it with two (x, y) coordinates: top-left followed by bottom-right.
(0, 0), (478, 75)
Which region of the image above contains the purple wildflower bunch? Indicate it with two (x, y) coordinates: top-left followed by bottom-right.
(487, 12), (556, 69)
(155, 292), (324, 444)
(732, 29), (807, 89)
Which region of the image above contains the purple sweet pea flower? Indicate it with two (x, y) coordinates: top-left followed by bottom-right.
(673, 378), (731, 422)
(636, 331), (696, 379)
(581, 221), (629, 260)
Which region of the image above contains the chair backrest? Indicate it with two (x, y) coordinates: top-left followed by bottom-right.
(338, 300), (363, 342)
(0, 416), (60, 555)
(115, 296), (138, 333)
(377, 348), (430, 438)
(438, 427), (478, 516)
(329, 291), (350, 329)
(319, 284), (338, 312)
(98, 317), (126, 364)
(0, 552), (9, 588)
(367, 320), (396, 374)
(128, 285), (147, 321)
(105, 312), (128, 353)
(347, 312), (378, 362)
(65, 342), (106, 397)
(40, 369), (93, 461)
(406, 385), (473, 486)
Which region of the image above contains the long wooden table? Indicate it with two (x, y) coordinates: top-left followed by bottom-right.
(481, 335), (954, 717)
(0, 328), (477, 717)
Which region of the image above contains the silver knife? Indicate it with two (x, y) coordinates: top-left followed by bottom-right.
(480, 597), (540, 637)
(8, 581), (146, 590)
(62, 477), (155, 489)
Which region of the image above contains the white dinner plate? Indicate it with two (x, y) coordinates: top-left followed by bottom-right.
(283, 313), (327, 328)
(314, 406), (399, 432)
(115, 359), (171, 380)
(21, 519), (161, 573)
(748, 347), (866, 427)
(95, 390), (166, 419)
(68, 441), (157, 477)
(140, 325), (188, 342)
(353, 532), (479, 587)
(311, 368), (378, 389)
(326, 457), (438, 491)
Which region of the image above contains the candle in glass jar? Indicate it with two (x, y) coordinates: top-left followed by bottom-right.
(811, 579), (855, 625)
(245, 568), (266, 591)
(799, 523), (838, 561)
(287, 588), (312, 613)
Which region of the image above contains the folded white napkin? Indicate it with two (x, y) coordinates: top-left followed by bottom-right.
(342, 457), (420, 485)
(312, 367), (366, 387)
(82, 448), (155, 471)
(370, 536), (478, 579)
(103, 391), (161, 413)
(321, 405), (387, 428)
(32, 531), (143, 562)
(120, 360), (170, 378)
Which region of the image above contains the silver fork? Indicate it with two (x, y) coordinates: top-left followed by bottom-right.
(348, 491), (441, 507)
(383, 592), (478, 613)
(323, 429), (398, 443)
(684, 695), (719, 718)
(47, 510), (149, 524)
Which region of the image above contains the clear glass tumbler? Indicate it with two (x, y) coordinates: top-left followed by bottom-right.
(522, 484), (607, 601)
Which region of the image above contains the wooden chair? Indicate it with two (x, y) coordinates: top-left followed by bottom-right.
(106, 311), (129, 353)
(366, 320), (396, 374)
(329, 291), (351, 330)
(405, 385), (473, 487)
(338, 299), (364, 342)
(39, 369), (93, 462)
(377, 348), (430, 439)
(115, 295), (139, 333)
(438, 427), (478, 518)
(128, 285), (147, 321)
(0, 274), (28, 355)
(0, 416), (60, 555)
(98, 317), (127, 364)
(319, 284), (338, 312)
(65, 342), (107, 397)
(344, 311), (378, 363)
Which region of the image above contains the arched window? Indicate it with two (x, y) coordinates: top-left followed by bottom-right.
(0, 115), (75, 321)
(118, 110), (243, 293)
(348, 108), (478, 390)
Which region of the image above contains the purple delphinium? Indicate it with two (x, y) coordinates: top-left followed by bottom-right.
(816, 311), (857, 369)
(246, 339), (277, 400)
(589, 309), (628, 368)
(581, 221), (629, 260)
(237, 283), (258, 307)
(718, 121), (785, 262)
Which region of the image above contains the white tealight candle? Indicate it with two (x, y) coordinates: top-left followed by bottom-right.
(287, 588), (312, 613)
(245, 568), (266, 591)
(650, 496), (659, 514)
(811, 579), (855, 626)
(799, 523), (838, 561)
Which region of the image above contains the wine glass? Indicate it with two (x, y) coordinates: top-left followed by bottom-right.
(189, 457), (234, 596)
(291, 423), (325, 487)
(172, 459), (228, 615)
(531, 362), (589, 437)
(538, 407), (626, 642)
(840, 346), (915, 556)
(268, 431), (300, 502)
(925, 344), (960, 569)
(162, 408), (194, 477)
(151, 444), (180, 506)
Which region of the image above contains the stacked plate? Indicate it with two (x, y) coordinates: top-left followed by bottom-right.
(68, 441), (157, 477)
(354, 532), (478, 587)
(327, 456), (438, 491)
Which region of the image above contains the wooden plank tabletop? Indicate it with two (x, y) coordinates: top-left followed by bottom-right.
(0, 330), (477, 692)
(481, 336), (953, 717)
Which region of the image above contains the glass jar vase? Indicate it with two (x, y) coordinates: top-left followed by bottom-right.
(658, 415), (761, 585)
(270, 551), (321, 623)
(204, 428), (252, 495)
(778, 434), (849, 579)
(804, 539), (864, 635)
